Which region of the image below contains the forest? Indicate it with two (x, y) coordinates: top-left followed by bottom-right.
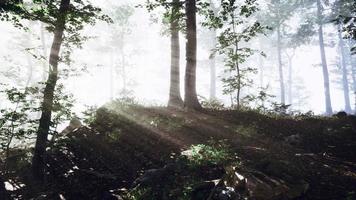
(0, 0), (355, 199)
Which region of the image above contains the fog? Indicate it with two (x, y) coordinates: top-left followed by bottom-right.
(0, 0), (355, 114)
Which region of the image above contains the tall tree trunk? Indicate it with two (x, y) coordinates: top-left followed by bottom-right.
(40, 22), (48, 82)
(121, 46), (127, 93)
(184, 0), (202, 110)
(168, 0), (183, 108)
(288, 56), (292, 105)
(338, 22), (352, 113)
(110, 51), (115, 100)
(209, 29), (217, 100)
(277, 25), (285, 104)
(349, 45), (356, 113)
(32, 0), (70, 181)
(285, 50), (295, 106)
(317, 0), (333, 115)
(258, 39), (264, 88)
(208, 0), (218, 100)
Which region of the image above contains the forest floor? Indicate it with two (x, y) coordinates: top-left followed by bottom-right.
(2, 103), (356, 200)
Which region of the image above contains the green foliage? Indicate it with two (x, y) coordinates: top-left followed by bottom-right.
(0, 83), (75, 157)
(82, 105), (98, 125)
(106, 96), (139, 111)
(241, 87), (275, 112)
(124, 188), (153, 200)
(139, 0), (185, 36)
(199, 96), (225, 110)
(182, 140), (235, 167)
(50, 83), (76, 136)
(0, 85), (38, 157)
(331, 0), (356, 54)
(1, 0), (112, 77)
(202, 0), (267, 108)
(108, 4), (134, 45)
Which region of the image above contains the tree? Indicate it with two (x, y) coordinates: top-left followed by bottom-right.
(261, 0), (301, 105)
(202, 0), (266, 108)
(31, 0), (71, 181)
(2, 0), (110, 180)
(0, 86), (38, 158)
(334, 0), (356, 54)
(316, 0), (333, 115)
(106, 4), (134, 99)
(337, 22), (352, 113)
(168, 0), (184, 108)
(331, 0), (354, 113)
(142, 0), (185, 108)
(184, 0), (202, 110)
(207, 0), (218, 100)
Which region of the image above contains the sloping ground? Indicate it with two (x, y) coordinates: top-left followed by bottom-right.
(3, 105), (356, 199)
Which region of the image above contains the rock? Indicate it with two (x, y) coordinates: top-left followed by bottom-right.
(101, 191), (123, 200)
(191, 181), (216, 200)
(132, 164), (176, 188)
(217, 187), (240, 200)
(284, 134), (301, 146)
(334, 111), (347, 118)
(285, 181), (309, 199)
(61, 117), (83, 135)
(245, 172), (286, 200)
(225, 166), (246, 190)
(232, 168), (308, 200)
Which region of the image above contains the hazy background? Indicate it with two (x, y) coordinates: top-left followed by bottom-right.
(0, 0), (354, 115)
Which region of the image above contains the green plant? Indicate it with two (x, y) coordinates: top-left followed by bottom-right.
(0, 85), (38, 158)
(199, 96), (225, 110)
(50, 84), (76, 137)
(0, 83), (75, 158)
(82, 105), (98, 125)
(181, 140), (233, 167)
(202, 0), (267, 108)
(241, 87), (275, 112)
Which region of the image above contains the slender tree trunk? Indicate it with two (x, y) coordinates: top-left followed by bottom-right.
(258, 39), (264, 88)
(32, 0), (70, 181)
(317, 0), (333, 115)
(184, 0), (202, 110)
(209, 0), (218, 100)
(338, 22), (351, 113)
(121, 46), (127, 92)
(277, 25), (285, 104)
(40, 23), (48, 82)
(288, 56), (292, 105)
(285, 50), (295, 106)
(209, 29), (217, 100)
(110, 50), (115, 100)
(168, 0), (183, 108)
(349, 46), (356, 113)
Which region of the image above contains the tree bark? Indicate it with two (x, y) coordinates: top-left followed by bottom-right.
(338, 22), (352, 113)
(32, 0), (70, 181)
(277, 25), (285, 104)
(317, 0), (333, 115)
(184, 0), (202, 110)
(258, 39), (264, 88)
(40, 22), (48, 82)
(168, 0), (183, 108)
(349, 45), (356, 113)
(285, 50), (295, 106)
(209, 29), (217, 100)
(209, 0), (218, 100)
